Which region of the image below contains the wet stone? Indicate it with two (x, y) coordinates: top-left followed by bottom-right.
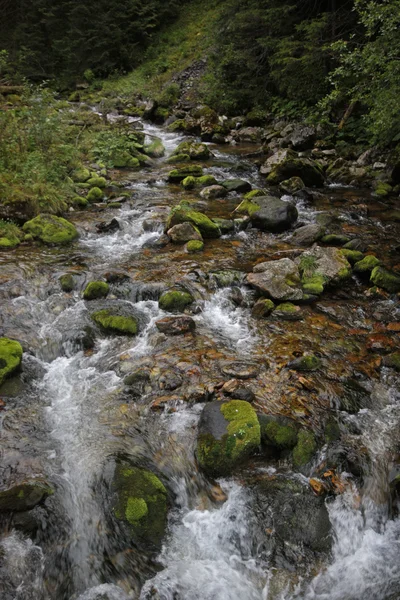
(220, 361), (260, 379)
(155, 316), (196, 335)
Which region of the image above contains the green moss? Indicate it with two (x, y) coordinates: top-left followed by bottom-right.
(166, 205), (220, 238)
(0, 237), (19, 249)
(384, 352), (400, 372)
(302, 274), (325, 294)
(167, 120), (186, 132)
(370, 266), (400, 293)
(87, 176), (107, 189)
(158, 290), (194, 312)
(144, 139), (165, 158)
(340, 249), (364, 264)
(276, 302), (297, 314)
(167, 165), (203, 182)
(321, 234), (350, 246)
(83, 281), (109, 300)
(113, 464), (167, 547)
(72, 168), (91, 183)
(112, 152), (140, 168)
(260, 416), (298, 449)
(354, 255), (381, 273)
(197, 400), (260, 476)
(165, 153), (190, 164)
(173, 141), (210, 160)
(292, 430), (317, 467)
(197, 175), (218, 187)
(186, 240), (204, 253)
(0, 220), (23, 249)
(59, 273), (75, 292)
(22, 214), (78, 245)
(71, 196), (89, 208)
(234, 199), (261, 217)
(86, 187), (104, 202)
(181, 176), (197, 189)
(108, 202), (122, 209)
(375, 182), (393, 197)
(125, 497), (148, 523)
(92, 310), (138, 335)
(0, 338), (23, 387)
(337, 267), (352, 281)
(324, 418), (341, 443)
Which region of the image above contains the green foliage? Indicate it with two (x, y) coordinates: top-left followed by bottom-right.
(91, 128), (145, 168)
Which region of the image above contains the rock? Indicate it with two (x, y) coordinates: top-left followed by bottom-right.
(246, 258), (303, 301)
(247, 196), (298, 232)
(144, 138), (165, 158)
(383, 352), (400, 372)
(196, 400), (261, 476)
(167, 222), (202, 244)
(166, 205), (220, 239)
(200, 185), (228, 199)
(272, 302), (303, 321)
(83, 281), (109, 300)
(340, 249), (364, 264)
(211, 218), (235, 234)
(280, 176), (305, 195)
(186, 240), (204, 253)
(0, 338), (23, 387)
(87, 176), (107, 189)
(288, 354), (321, 371)
(72, 167), (91, 183)
(158, 290), (194, 312)
(297, 245), (352, 294)
(220, 361), (259, 379)
(209, 269), (244, 288)
(112, 463), (168, 548)
(320, 234), (350, 246)
(251, 474), (331, 555)
(22, 214), (79, 245)
(292, 430), (317, 467)
(164, 153), (190, 164)
(182, 175), (218, 189)
(91, 310), (138, 335)
(291, 224), (325, 246)
(87, 187), (104, 202)
(0, 479), (53, 512)
(251, 299), (275, 318)
(343, 238), (367, 252)
(221, 179), (252, 193)
(167, 165), (203, 183)
(96, 218), (120, 233)
(289, 126), (316, 151)
(155, 316), (196, 335)
(259, 415), (298, 450)
(370, 266), (400, 293)
(227, 386), (256, 403)
(59, 273), (75, 292)
(260, 149), (324, 187)
(172, 141), (210, 160)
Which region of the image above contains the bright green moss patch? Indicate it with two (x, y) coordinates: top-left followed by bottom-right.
(167, 165), (203, 182)
(0, 337), (23, 386)
(173, 141), (210, 160)
(92, 310), (138, 335)
(164, 153), (190, 164)
(86, 187), (104, 202)
(370, 266), (400, 293)
(0, 220), (22, 249)
(87, 176), (107, 189)
(260, 416), (298, 449)
(181, 176), (197, 189)
(354, 255), (381, 273)
(22, 214), (78, 245)
(186, 240), (204, 253)
(340, 249), (364, 264)
(83, 281), (109, 300)
(244, 189), (267, 200)
(159, 290), (194, 312)
(302, 274), (325, 295)
(321, 234), (350, 246)
(72, 167), (91, 183)
(71, 196), (89, 208)
(292, 430), (317, 467)
(126, 497), (148, 523)
(166, 205), (220, 238)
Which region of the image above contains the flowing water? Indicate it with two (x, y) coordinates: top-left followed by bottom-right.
(0, 116), (400, 600)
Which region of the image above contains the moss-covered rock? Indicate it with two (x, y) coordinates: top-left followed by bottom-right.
(272, 302), (303, 321)
(167, 166), (203, 183)
(221, 179), (252, 193)
(251, 298), (275, 318)
(280, 176), (305, 195)
(166, 205), (220, 239)
(144, 138), (165, 158)
(112, 151), (140, 169)
(340, 249), (364, 264)
(321, 234), (350, 246)
(259, 415), (298, 450)
(354, 255), (381, 273)
(173, 141), (210, 160)
(0, 480), (54, 512)
(244, 189), (268, 200)
(0, 237), (19, 249)
(211, 218), (235, 234)
(86, 187), (104, 202)
(72, 167), (91, 183)
(374, 182), (393, 197)
(370, 266), (400, 293)
(233, 198), (261, 216)
(22, 214), (78, 245)
(181, 176), (197, 189)
(196, 400), (261, 476)
(186, 240), (204, 253)
(92, 310), (138, 335)
(292, 430), (317, 467)
(71, 196), (89, 208)
(158, 290), (194, 312)
(0, 337), (23, 387)
(83, 281), (109, 300)
(261, 149), (324, 187)
(59, 273), (75, 292)
(383, 352), (400, 372)
(288, 354), (321, 371)
(112, 463), (167, 548)
(297, 246), (351, 292)
(87, 176), (107, 189)
(164, 153), (190, 164)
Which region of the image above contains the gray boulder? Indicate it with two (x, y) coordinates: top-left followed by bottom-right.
(167, 222), (202, 244)
(250, 196), (298, 233)
(246, 258), (303, 301)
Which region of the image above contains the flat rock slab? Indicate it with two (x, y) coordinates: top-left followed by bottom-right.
(155, 316), (196, 335)
(220, 361), (260, 379)
(247, 258), (303, 301)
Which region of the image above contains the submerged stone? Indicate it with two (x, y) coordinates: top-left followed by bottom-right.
(155, 316), (196, 335)
(22, 214), (79, 245)
(0, 479), (54, 512)
(196, 400), (261, 476)
(288, 354), (321, 372)
(0, 337), (23, 386)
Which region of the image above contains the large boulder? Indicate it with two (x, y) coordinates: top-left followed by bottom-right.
(166, 205), (220, 239)
(22, 214), (79, 245)
(296, 245), (352, 294)
(111, 462), (168, 549)
(196, 400), (260, 476)
(0, 338), (23, 387)
(250, 196), (298, 233)
(260, 149), (324, 187)
(246, 258), (303, 301)
(167, 222), (202, 243)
